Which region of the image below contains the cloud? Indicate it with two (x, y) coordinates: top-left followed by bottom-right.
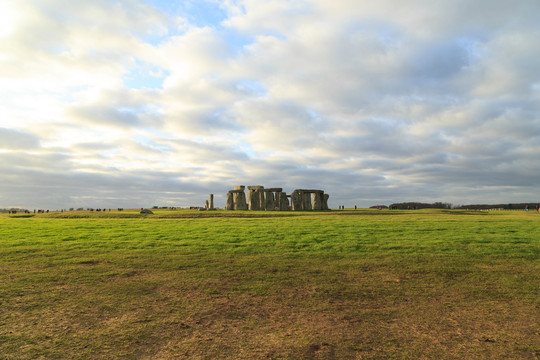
(1, 0), (540, 209)
(0, 128), (41, 149)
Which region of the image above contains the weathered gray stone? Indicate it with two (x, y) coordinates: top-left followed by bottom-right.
(289, 189), (328, 210)
(302, 191), (312, 211)
(209, 194), (214, 210)
(291, 190), (302, 211)
(246, 188), (253, 208)
(226, 192), (234, 210)
(234, 191), (248, 210)
(248, 186), (265, 210)
(322, 194), (329, 210)
(279, 191), (289, 211)
(247, 189), (256, 210)
(274, 191), (282, 210)
(226, 186), (248, 210)
(265, 191), (275, 211)
(265, 188), (283, 192)
(259, 190), (266, 210)
(312, 191), (322, 210)
(205, 200), (209, 209)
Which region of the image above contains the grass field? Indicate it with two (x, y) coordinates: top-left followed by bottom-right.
(0, 209), (539, 359)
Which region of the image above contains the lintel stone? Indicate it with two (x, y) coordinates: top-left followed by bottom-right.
(264, 188), (283, 192)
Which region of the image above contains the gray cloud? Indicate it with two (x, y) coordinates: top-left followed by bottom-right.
(0, 128), (41, 149)
(68, 106), (142, 127)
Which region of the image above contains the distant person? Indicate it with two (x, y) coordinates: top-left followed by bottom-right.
(525, 205), (529, 212)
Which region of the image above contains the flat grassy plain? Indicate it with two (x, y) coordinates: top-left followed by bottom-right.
(0, 209), (538, 359)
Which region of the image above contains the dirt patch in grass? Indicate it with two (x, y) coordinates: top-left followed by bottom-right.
(99, 268), (539, 360)
(2, 262), (538, 359)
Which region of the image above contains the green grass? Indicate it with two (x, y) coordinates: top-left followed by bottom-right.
(0, 209), (539, 359)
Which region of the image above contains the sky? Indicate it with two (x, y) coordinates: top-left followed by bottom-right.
(1, 0), (539, 210)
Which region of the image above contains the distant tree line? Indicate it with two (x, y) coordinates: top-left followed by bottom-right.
(454, 203), (540, 210)
(385, 202), (453, 210)
(371, 202), (540, 210)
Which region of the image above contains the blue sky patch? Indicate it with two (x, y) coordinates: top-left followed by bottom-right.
(123, 59), (169, 89)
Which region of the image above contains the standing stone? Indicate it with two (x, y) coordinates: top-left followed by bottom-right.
(322, 194), (329, 210)
(227, 186), (248, 210)
(302, 191), (312, 211)
(247, 189), (257, 210)
(274, 191), (282, 211)
(265, 191), (275, 211)
(291, 190), (302, 211)
(279, 192), (289, 211)
(209, 194), (214, 210)
(312, 191), (322, 210)
(248, 186), (264, 210)
(205, 200), (209, 209)
(226, 192), (234, 210)
(259, 189), (266, 211)
(234, 191), (248, 210)
(247, 188), (253, 210)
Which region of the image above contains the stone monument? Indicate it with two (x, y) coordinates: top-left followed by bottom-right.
(225, 185), (328, 211)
